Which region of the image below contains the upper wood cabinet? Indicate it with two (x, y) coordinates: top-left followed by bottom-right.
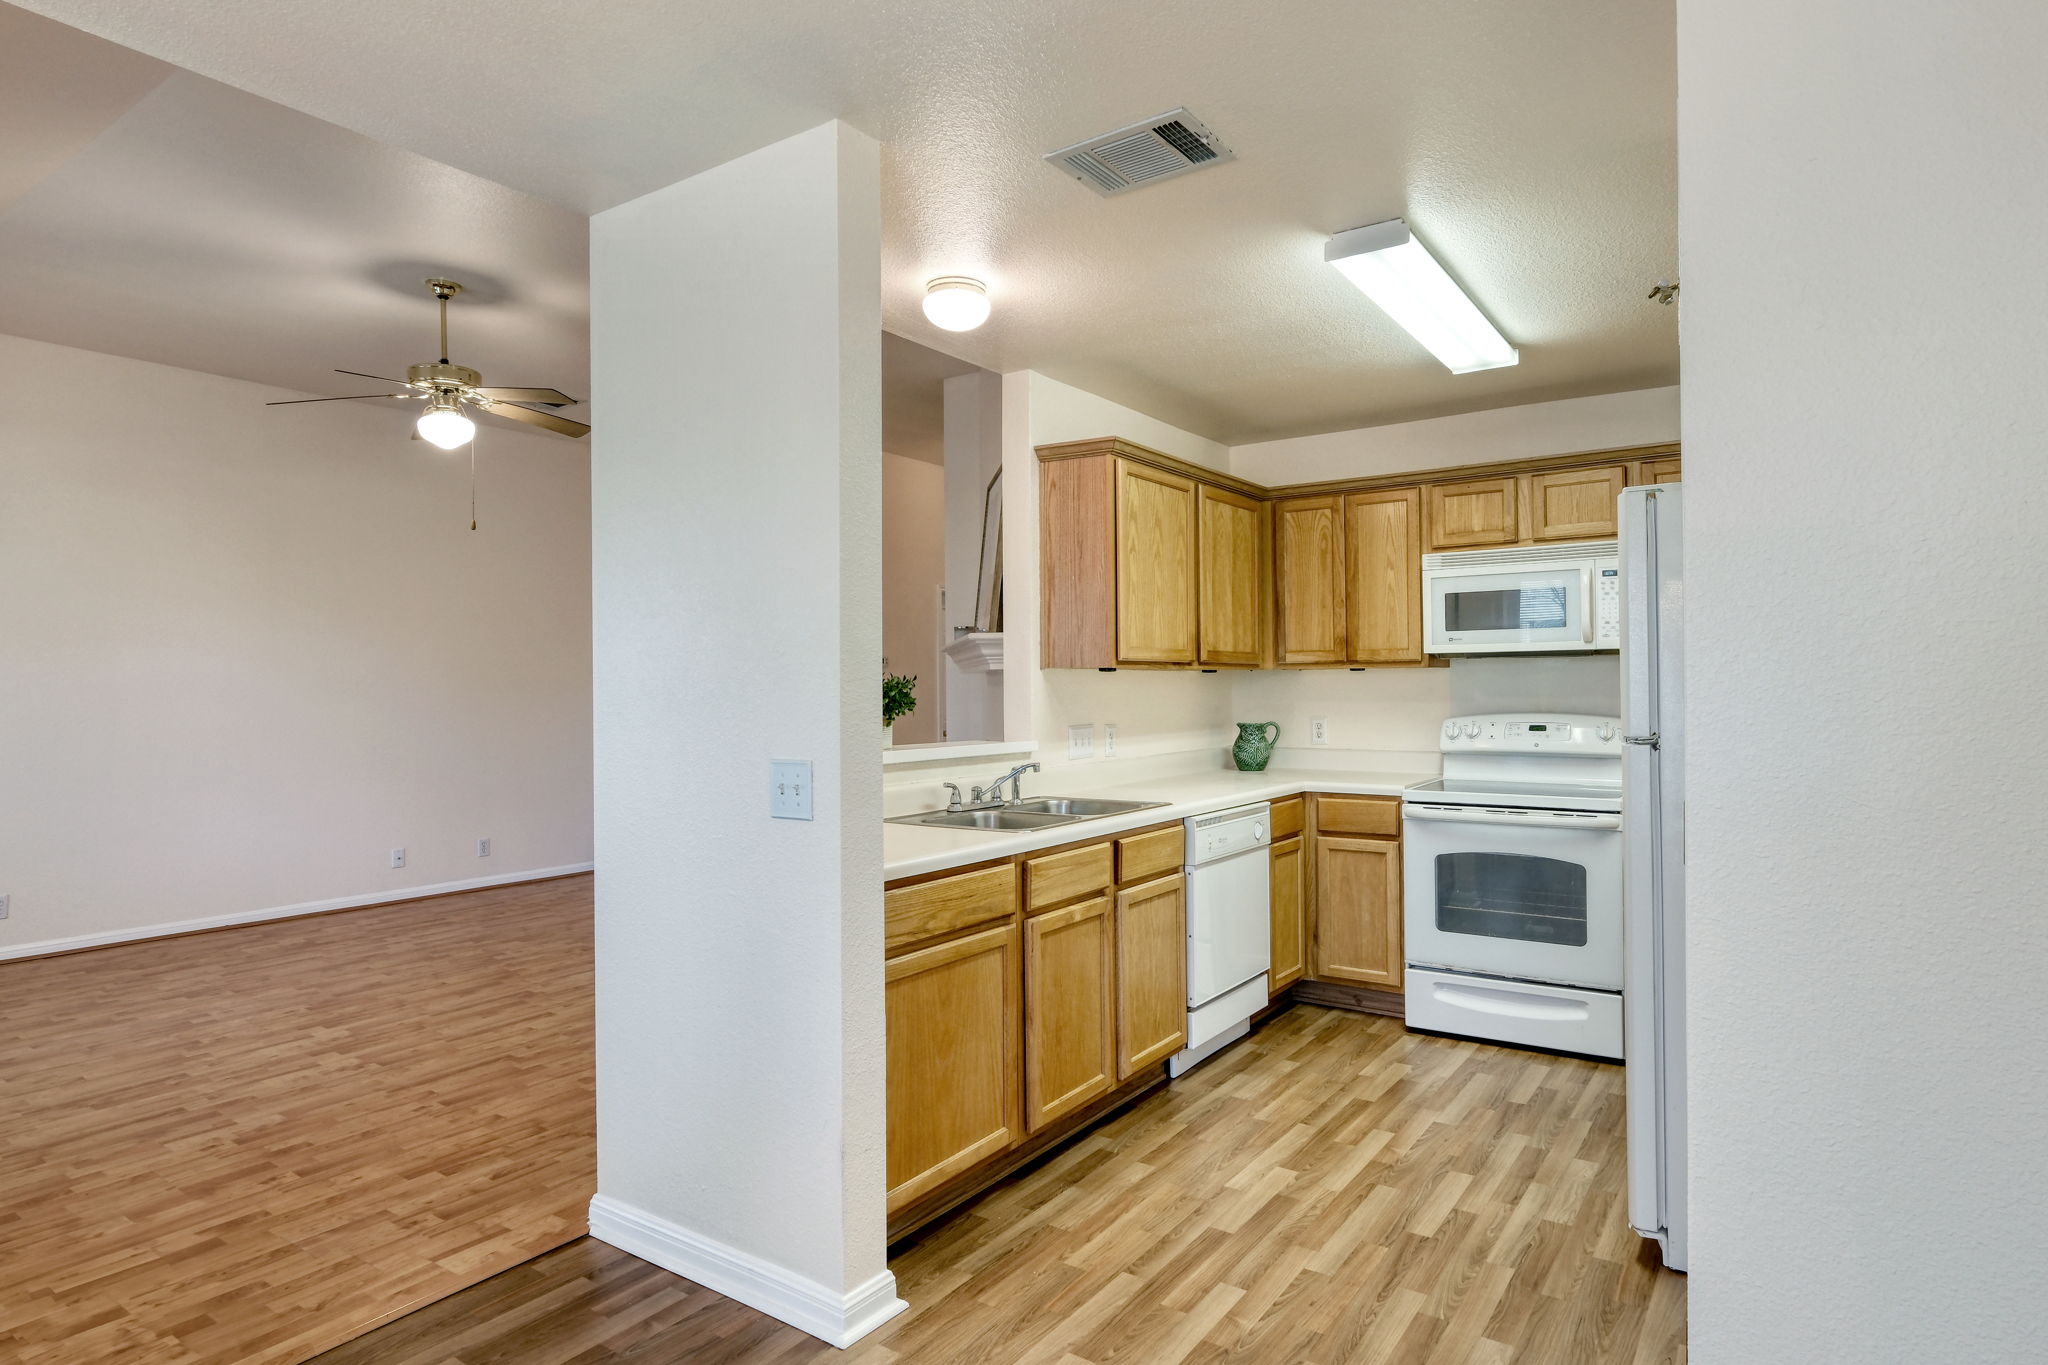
(1344, 488), (1425, 665)
(1197, 485), (1264, 667)
(1269, 836), (1306, 995)
(1638, 455), (1682, 484)
(1531, 465), (1627, 541)
(1425, 477), (1520, 551)
(1114, 874), (1188, 1078)
(885, 921), (1022, 1213)
(1039, 441), (1262, 669)
(1114, 461), (1198, 664)
(1275, 496), (1347, 665)
(1023, 896), (1117, 1131)
(1311, 834), (1403, 991)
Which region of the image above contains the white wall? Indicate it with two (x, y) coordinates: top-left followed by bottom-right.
(1678, 2), (2048, 1359)
(588, 121), (897, 1346)
(940, 369), (1003, 742)
(882, 451), (943, 744)
(0, 333), (592, 958)
(1232, 385), (1679, 485)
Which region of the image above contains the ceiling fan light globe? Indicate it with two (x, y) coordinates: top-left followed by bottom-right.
(922, 277), (990, 331)
(416, 407), (476, 449)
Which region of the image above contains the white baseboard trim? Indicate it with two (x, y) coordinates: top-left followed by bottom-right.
(0, 863), (596, 963)
(589, 1194), (907, 1349)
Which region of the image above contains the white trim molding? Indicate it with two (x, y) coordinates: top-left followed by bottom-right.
(0, 863), (596, 962)
(588, 1194), (907, 1348)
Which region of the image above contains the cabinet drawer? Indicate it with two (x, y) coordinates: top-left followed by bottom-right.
(886, 863), (1017, 953)
(1116, 826), (1185, 884)
(1270, 797), (1305, 840)
(1314, 794), (1401, 838)
(1025, 842), (1114, 911)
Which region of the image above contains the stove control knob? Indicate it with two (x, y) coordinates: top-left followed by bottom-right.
(1443, 721), (1460, 741)
(1462, 722), (1482, 738)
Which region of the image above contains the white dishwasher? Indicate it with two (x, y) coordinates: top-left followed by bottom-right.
(1170, 801), (1272, 1077)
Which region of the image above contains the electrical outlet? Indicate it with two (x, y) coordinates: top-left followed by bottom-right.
(1104, 722), (1118, 758)
(771, 759), (814, 820)
(0, 893), (10, 920)
(1067, 724), (1096, 760)
(389, 847), (407, 869)
(476, 837), (492, 858)
(1310, 717), (1329, 746)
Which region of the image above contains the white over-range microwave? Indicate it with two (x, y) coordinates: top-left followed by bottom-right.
(1423, 540), (1621, 655)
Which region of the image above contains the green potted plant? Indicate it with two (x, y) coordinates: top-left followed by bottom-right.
(883, 671), (918, 746)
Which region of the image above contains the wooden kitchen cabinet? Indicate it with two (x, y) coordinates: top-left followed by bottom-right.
(1274, 495), (1347, 665)
(1531, 465), (1627, 541)
(1197, 484), (1264, 667)
(1114, 460), (1199, 664)
(1344, 488), (1425, 664)
(1268, 835), (1306, 994)
(1311, 835), (1403, 991)
(885, 921), (1022, 1212)
(1425, 477), (1520, 550)
(1023, 895), (1118, 1130)
(1114, 874), (1188, 1077)
(1638, 455), (1682, 484)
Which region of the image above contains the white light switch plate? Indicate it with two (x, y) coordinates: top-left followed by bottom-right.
(1310, 717), (1329, 746)
(771, 760), (814, 820)
(1067, 724), (1096, 760)
(1104, 722), (1118, 757)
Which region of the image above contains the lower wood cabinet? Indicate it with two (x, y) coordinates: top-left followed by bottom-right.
(1114, 873), (1187, 1077)
(1023, 894), (1118, 1131)
(1268, 835), (1306, 994)
(1311, 834), (1404, 991)
(884, 921), (1021, 1212)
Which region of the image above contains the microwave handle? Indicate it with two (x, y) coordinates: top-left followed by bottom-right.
(1581, 566), (1595, 644)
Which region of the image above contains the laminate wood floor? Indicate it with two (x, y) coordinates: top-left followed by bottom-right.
(0, 875), (596, 1365)
(316, 1006), (1686, 1365)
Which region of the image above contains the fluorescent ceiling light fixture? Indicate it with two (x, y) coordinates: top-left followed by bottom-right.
(923, 276), (990, 331)
(1325, 220), (1518, 373)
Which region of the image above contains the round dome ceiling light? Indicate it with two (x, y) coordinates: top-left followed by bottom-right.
(922, 276), (990, 332)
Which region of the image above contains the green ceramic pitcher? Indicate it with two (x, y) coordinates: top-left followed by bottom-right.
(1232, 722), (1280, 772)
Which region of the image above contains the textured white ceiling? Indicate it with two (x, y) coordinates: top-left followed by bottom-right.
(11, 0), (1676, 443)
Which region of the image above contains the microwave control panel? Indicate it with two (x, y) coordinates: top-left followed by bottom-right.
(1594, 566), (1623, 647)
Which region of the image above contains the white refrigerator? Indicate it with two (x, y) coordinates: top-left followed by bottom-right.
(1621, 483), (1687, 1272)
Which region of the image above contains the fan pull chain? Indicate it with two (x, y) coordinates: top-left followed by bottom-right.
(469, 429), (478, 531)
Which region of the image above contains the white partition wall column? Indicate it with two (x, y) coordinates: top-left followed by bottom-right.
(587, 120), (899, 1347)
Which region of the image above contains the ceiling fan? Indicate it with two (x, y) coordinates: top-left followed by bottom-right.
(266, 278), (590, 447)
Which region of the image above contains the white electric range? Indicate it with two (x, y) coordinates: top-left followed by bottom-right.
(1401, 714), (1626, 1059)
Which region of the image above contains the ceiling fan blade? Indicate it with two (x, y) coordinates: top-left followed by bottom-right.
(336, 368), (412, 386)
(482, 400), (591, 439)
(266, 392), (413, 405)
(475, 386), (578, 407)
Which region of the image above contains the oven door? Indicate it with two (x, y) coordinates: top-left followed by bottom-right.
(1401, 802), (1624, 989)
(1425, 564), (1593, 654)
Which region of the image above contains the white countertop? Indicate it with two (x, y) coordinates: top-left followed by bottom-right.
(883, 765), (1435, 880)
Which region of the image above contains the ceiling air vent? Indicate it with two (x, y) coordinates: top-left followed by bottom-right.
(1044, 109), (1235, 196)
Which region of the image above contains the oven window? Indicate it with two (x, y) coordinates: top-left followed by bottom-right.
(1435, 852), (1588, 946)
(1443, 586), (1569, 632)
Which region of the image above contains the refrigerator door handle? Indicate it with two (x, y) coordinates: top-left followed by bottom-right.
(1623, 733), (1660, 748)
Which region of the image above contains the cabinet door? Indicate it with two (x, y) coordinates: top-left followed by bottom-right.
(1312, 835), (1403, 990)
(1344, 487), (1425, 664)
(1024, 896), (1117, 1130)
(1197, 485), (1264, 667)
(1114, 874), (1187, 1077)
(1114, 460), (1198, 664)
(1531, 465), (1627, 541)
(1269, 836), (1306, 995)
(886, 922), (1021, 1213)
(1638, 455), (1682, 484)
(1274, 496), (1346, 664)
(1425, 477), (1520, 551)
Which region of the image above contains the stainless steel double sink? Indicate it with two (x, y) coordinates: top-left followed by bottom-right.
(888, 796), (1168, 831)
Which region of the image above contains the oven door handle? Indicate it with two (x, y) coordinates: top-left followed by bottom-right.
(1403, 803), (1622, 831)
